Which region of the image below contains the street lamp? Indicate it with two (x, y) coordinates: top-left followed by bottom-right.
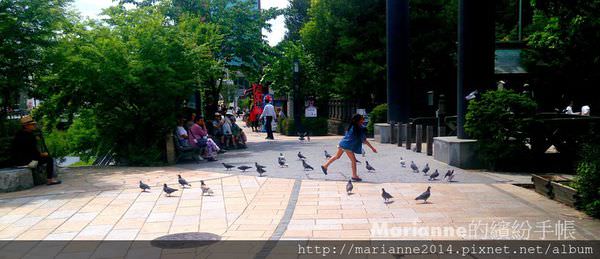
(293, 59), (302, 134)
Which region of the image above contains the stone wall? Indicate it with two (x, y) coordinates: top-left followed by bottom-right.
(0, 168), (34, 193)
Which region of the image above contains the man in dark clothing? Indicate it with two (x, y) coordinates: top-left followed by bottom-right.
(11, 115), (61, 185)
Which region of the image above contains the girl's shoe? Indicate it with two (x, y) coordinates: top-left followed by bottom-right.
(321, 166), (328, 175)
(351, 177), (362, 182)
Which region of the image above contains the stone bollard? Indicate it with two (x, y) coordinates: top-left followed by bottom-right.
(390, 122), (397, 144)
(166, 133), (176, 165)
(415, 124), (423, 153)
(426, 125), (434, 156)
(397, 123), (405, 147)
(405, 123), (412, 150)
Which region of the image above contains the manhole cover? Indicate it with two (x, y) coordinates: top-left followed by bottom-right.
(151, 232), (221, 249)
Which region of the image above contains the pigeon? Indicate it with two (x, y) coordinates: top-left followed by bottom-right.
(238, 165), (252, 172)
(365, 161), (376, 173)
(447, 174), (455, 182)
(222, 163), (235, 171)
(255, 162), (266, 169)
(346, 180), (353, 194)
(415, 186), (431, 203)
(429, 169), (439, 181)
(200, 180), (213, 196)
(324, 150), (332, 159)
(381, 188), (393, 202)
(257, 166), (266, 177)
(410, 161), (419, 173)
(297, 152), (306, 160)
(444, 169), (455, 182)
(178, 175), (191, 188)
(139, 181), (150, 192)
(278, 157), (288, 167)
(298, 132), (309, 142)
(278, 153), (286, 163)
(422, 163), (430, 175)
(355, 159), (362, 164)
(400, 157), (406, 168)
(302, 159), (314, 171)
(163, 184), (178, 196)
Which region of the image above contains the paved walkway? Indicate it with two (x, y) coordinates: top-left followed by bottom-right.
(1, 127), (599, 257)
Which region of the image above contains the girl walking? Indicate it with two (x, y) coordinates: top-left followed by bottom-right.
(321, 114), (377, 181)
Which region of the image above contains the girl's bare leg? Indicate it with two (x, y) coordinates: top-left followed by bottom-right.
(345, 150), (359, 178)
(322, 147), (343, 169)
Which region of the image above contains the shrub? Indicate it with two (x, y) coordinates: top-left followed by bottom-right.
(465, 89), (537, 170)
(278, 117), (329, 136)
(367, 103), (387, 134)
(575, 136), (600, 218)
(43, 109), (102, 164)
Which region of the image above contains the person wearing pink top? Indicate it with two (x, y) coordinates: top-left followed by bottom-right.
(188, 116), (220, 161)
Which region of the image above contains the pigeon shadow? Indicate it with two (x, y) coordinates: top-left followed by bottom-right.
(347, 193), (355, 196)
(416, 201), (433, 205)
(384, 200), (395, 205)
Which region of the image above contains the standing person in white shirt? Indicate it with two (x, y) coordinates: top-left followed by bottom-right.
(260, 98), (276, 140)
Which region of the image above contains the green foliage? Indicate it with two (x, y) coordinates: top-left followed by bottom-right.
(522, 0), (600, 109)
(262, 41), (321, 98)
(44, 130), (70, 159)
(300, 0), (386, 101)
(36, 4), (221, 165)
(465, 90), (537, 170)
(0, 0), (72, 113)
(575, 135), (600, 218)
(284, 0), (311, 41)
(43, 109), (100, 163)
(367, 104), (388, 134)
(278, 117), (328, 136)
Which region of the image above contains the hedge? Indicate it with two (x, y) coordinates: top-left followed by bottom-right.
(278, 117), (329, 136)
(367, 103), (387, 134)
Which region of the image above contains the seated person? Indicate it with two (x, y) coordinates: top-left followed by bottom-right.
(188, 116), (220, 161)
(221, 112), (234, 149)
(231, 117), (247, 148)
(211, 112), (224, 145)
(11, 116), (61, 185)
(581, 105), (591, 116)
(176, 118), (190, 147)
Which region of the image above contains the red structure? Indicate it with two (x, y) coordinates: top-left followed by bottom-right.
(244, 83), (268, 124)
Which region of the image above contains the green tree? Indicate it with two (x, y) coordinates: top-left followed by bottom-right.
(300, 0), (386, 104)
(284, 0), (311, 41)
(261, 41), (320, 99)
(0, 0), (71, 117)
(37, 3), (222, 165)
(522, 0), (600, 110)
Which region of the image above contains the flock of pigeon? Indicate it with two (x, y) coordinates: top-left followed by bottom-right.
(216, 149), (458, 205)
(138, 174), (214, 197)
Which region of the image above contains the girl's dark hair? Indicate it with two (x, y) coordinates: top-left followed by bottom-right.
(194, 116), (204, 123)
(348, 114), (364, 136)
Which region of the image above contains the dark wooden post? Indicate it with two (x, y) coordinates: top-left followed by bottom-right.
(415, 124), (423, 153)
(426, 125), (434, 156)
(405, 123), (412, 150)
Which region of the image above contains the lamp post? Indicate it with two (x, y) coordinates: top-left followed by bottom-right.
(293, 59), (303, 133)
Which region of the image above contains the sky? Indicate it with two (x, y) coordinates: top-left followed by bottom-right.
(70, 0), (289, 46)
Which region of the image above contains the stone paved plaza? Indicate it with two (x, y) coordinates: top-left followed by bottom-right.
(1, 128), (600, 257)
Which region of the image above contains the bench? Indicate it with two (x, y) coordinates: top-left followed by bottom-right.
(173, 133), (202, 163)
